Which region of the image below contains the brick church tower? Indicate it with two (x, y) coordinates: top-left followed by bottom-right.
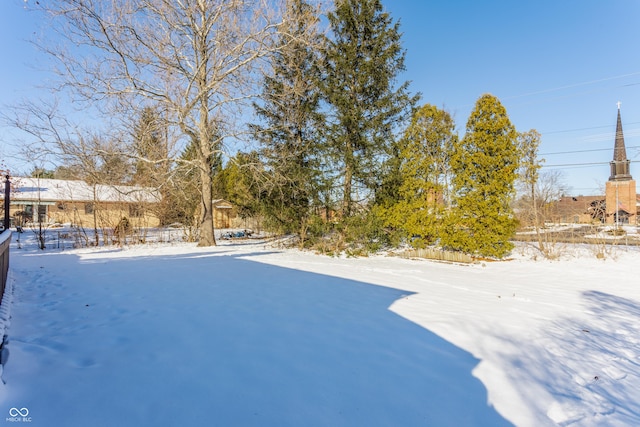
(605, 104), (637, 224)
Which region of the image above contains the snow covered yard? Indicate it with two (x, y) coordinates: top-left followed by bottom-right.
(0, 235), (639, 426)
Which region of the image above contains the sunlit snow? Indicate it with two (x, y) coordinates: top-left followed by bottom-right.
(1, 230), (639, 426)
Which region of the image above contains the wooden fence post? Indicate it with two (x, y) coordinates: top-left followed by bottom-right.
(3, 175), (9, 232)
(1, 175), (11, 304)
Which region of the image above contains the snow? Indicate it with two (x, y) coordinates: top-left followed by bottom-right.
(1, 230), (639, 426)
(10, 177), (159, 204)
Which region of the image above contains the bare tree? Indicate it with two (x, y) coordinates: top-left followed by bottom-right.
(516, 166), (568, 258)
(29, 0), (285, 246)
(517, 130), (545, 252)
(535, 170), (569, 218)
(3, 99), (132, 245)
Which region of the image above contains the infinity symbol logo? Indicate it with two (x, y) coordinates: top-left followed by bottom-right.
(9, 407), (29, 417)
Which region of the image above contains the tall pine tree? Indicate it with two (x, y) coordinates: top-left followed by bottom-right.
(321, 0), (418, 217)
(168, 138), (208, 233)
(251, 0), (323, 243)
(131, 106), (173, 224)
(445, 94), (519, 258)
(214, 151), (261, 221)
(132, 106), (168, 187)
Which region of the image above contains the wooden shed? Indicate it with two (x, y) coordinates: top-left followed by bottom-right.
(212, 199), (235, 229)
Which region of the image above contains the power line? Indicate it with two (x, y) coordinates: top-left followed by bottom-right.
(542, 122), (640, 135)
(541, 145), (640, 156)
(542, 161), (608, 168)
(452, 72), (640, 120)
(542, 160), (640, 169)
(501, 72), (640, 101)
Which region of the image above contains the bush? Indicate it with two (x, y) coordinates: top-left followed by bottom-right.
(304, 210), (402, 256)
(115, 216), (132, 236)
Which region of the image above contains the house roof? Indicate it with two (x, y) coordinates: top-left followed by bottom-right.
(7, 178), (160, 204)
(556, 195), (604, 215)
(212, 199), (233, 209)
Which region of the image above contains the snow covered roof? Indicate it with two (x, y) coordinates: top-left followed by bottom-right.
(9, 177), (160, 204)
(212, 199), (233, 209)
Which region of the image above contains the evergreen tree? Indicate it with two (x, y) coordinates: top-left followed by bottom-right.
(321, 0), (418, 217)
(373, 139), (403, 210)
(132, 106), (169, 187)
(251, 0), (323, 242)
(132, 106), (173, 224)
(168, 138), (204, 232)
(86, 134), (132, 186)
(53, 165), (83, 180)
(445, 94), (519, 258)
(30, 168), (55, 179)
(381, 104), (457, 247)
(214, 151), (261, 221)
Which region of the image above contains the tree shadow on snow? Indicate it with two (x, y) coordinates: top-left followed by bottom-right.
(495, 291), (640, 426)
(5, 249), (512, 427)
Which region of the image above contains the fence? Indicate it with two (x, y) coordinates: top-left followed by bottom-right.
(1, 175), (10, 303)
(0, 231), (9, 304)
(399, 247), (475, 264)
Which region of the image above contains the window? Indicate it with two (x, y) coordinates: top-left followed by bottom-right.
(129, 204), (144, 218)
(37, 205), (47, 223)
(85, 203), (94, 214)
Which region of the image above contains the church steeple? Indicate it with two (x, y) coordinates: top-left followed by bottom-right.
(609, 103), (632, 181)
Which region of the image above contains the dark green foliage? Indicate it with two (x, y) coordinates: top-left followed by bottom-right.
(131, 106), (174, 224)
(163, 138), (205, 228)
(214, 151), (261, 220)
(373, 139), (403, 210)
(321, 0), (418, 217)
(30, 168), (55, 179)
(341, 210), (398, 255)
(251, 0), (323, 243)
(132, 106), (169, 187)
(304, 210), (396, 256)
(444, 94), (519, 258)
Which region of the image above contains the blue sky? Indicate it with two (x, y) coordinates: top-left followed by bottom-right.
(385, 0), (640, 195)
(2, 0), (640, 195)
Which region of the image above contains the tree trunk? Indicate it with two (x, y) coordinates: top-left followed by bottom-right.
(197, 130), (217, 247)
(342, 164), (352, 218)
(92, 186), (99, 246)
(198, 167), (216, 247)
(342, 138), (354, 217)
(532, 183), (544, 253)
(195, 15), (216, 248)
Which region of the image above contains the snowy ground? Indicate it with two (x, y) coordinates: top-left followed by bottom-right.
(1, 229), (639, 426)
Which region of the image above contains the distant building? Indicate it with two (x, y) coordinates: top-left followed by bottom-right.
(604, 105), (638, 224)
(553, 105), (639, 225)
(212, 199), (234, 229)
(6, 177), (161, 228)
(555, 195), (605, 224)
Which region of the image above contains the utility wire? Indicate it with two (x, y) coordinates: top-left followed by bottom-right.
(501, 72), (640, 101)
(542, 160), (640, 168)
(541, 145), (640, 156)
(542, 122), (640, 135)
(542, 161), (608, 168)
